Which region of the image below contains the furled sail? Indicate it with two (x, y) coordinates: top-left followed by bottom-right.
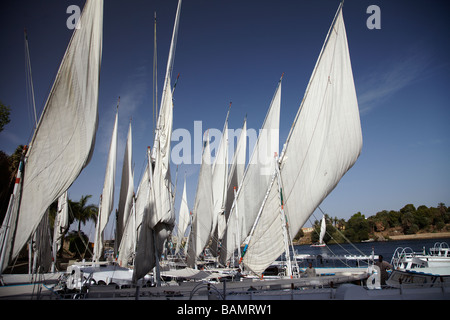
(175, 175), (190, 254)
(116, 121), (134, 254)
(93, 109), (118, 262)
(187, 134), (214, 268)
(219, 79), (281, 265)
(7, 0), (103, 263)
(148, 80), (175, 244)
(242, 4), (363, 275)
(133, 0), (182, 280)
(133, 149), (158, 282)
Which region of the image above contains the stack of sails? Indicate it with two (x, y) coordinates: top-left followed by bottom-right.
(242, 4), (363, 275)
(133, 0), (182, 282)
(219, 78), (281, 266)
(0, 0), (103, 272)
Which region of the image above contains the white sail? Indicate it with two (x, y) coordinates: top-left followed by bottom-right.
(93, 109), (118, 262)
(118, 152), (149, 267)
(133, 149), (158, 282)
(242, 5), (363, 275)
(225, 118), (247, 218)
(175, 175), (190, 254)
(52, 191), (69, 271)
(217, 118), (246, 265)
(133, 0), (182, 280)
(319, 215), (326, 245)
(7, 0), (103, 262)
(117, 198), (135, 267)
(219, 79), (281, 265)
(116, 121), (134, 253)
(210, 110), (229, 256)
(149, 81), (175, 231)
(32, 209), (52, 274)
(187, 134), (214, 268)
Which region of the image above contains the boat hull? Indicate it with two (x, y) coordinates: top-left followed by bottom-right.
(387, 269), (450, 288)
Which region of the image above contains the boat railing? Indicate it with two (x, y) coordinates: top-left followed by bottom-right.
(430, 242), (450, 257)
(391, 247), (416, 269)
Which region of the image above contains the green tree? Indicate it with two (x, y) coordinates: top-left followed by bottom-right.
(294, 228), (304, 241)
(0, 145), (26, 224)
(414, 206), (431, 230)
(66, 230), (91, 259)
(69, 195), (98, 259)
(344, 212), (370, 242)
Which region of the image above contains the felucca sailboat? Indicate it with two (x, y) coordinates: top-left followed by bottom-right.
(240, 1), (362, 276)
(0, 0), (103, 279)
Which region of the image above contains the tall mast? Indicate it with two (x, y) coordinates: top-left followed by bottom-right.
(24, 29), (38, 129)
(153, 11), (158, 137)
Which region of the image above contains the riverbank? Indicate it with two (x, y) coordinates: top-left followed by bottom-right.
(388, 232), (450, 241)
(294, 229), (450, 245)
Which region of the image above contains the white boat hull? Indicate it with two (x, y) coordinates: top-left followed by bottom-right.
(387, 269), (450, 288)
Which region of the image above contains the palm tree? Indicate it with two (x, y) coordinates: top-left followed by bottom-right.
(69, 195), (98, 259)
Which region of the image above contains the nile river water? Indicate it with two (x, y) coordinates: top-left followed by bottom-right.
(292, 237), (450, 268)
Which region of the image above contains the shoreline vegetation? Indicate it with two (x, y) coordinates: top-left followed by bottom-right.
(294, 203), (450, 245)
(294, 231), (450, 246)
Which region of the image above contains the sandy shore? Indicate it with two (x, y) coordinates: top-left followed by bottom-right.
(389, 232), (450, 241)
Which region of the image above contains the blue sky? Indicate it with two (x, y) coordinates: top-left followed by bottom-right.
(1, 0), (449, 240)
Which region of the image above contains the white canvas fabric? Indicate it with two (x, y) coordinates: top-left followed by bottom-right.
(219, 80), (281, 266)
(150, 80), (174, 230)
(33, 210), (52, 273)
(52, 191), (69, 266)
(116, 122), (134, 252)
(210, 112), (229, 256)
(118, 155), (150, 267)
(133, 154), (157, 282)
(93, 110), (118, 261)
(175, 176), (190, 254)
(243, 7), (363, 275)
(187, 135), (214, 268)
(133, 0), (182, 281)
(218, 119), (246, 265)
(11, 0), (103, 261)
(117, 197), (136, 267)
(319, 215), (326, 244)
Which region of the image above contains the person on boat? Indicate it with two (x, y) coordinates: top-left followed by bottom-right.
(233, 268), (242, 281)
(305, 262), (316, 277)
(375, 255), (392, 286)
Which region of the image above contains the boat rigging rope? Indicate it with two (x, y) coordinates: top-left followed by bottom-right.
(308, 207), (372, 268)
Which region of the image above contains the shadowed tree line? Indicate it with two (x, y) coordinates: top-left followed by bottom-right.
(296, 203), (450, 244)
